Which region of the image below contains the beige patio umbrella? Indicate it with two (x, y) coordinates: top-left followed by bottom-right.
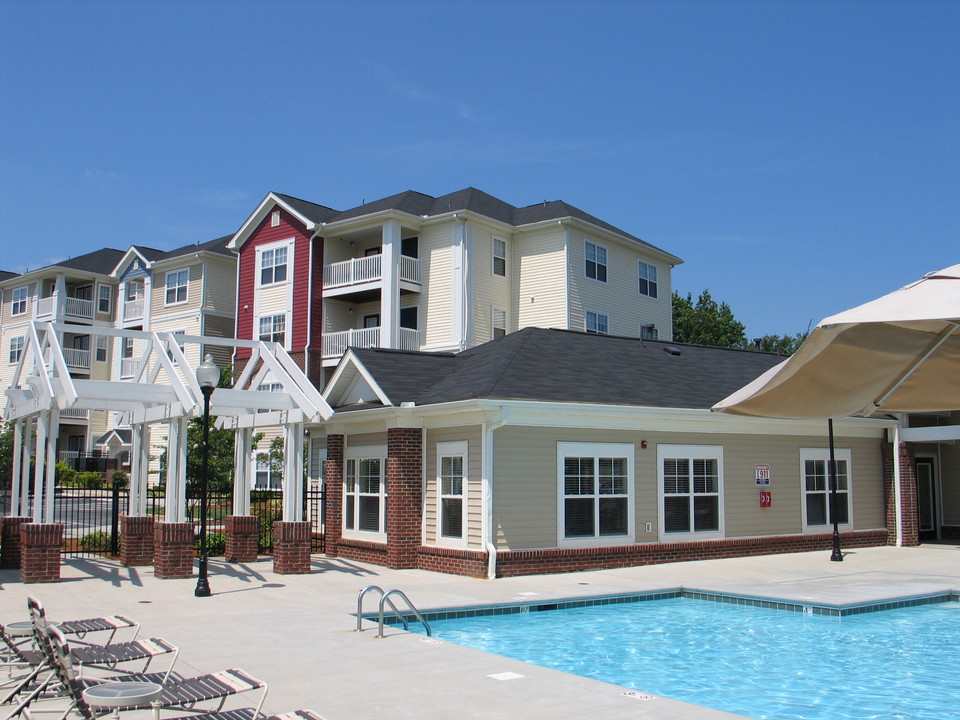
(712, 263), (960, 556)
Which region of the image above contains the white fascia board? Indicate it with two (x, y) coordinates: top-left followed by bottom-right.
(419, 210), (515, 235)
(516, 217), (684, 267)
(322, 349), (393, 407)
(316, 209), (423, 236)
(227, 192), (317, 250)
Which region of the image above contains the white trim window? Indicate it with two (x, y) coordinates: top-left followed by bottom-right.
(97, 284), (112, 314)
(9, 335), (24, 364)
(164, 269), (189, 305)
(259, 314), (286, 345)
(11, 286), (28, 316)
(558, 442), (633, 545)
(801, 448), (852, 531)
(585, 241), (608, 283)
(492, 306), (507, 339)
(658, 444), (723, 539)
(344, 446), (387, 541)
(437, 441), (467, 544)
(95, 335), (108, 363)
(259, 246), (288, 286)
(586, 310), (609, 335)
(492, 237), (507, 277)
(641, 324), (658, 340)
(638, 262), (658, 298)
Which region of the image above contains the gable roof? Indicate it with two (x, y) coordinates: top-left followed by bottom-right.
(0, 270), (19, 283)
(155, 234), (234, 261)
(338, 328), (784, 411)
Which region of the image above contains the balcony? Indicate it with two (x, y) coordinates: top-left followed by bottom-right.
(120, 358), (140, 378)
(63, 347), (91, 371)
(124, 298), (144, 322)
(322, 326), (421, 359)
(323, 254), (421, 297)
(36, 295), (94, 322)
(60, 408), (90, 420)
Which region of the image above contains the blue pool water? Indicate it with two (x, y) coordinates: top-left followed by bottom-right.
(414, 596), (960, 720)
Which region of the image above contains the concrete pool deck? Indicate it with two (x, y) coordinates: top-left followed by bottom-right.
(2, 544), (959, 720)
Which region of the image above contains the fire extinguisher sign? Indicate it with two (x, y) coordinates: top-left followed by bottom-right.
(760, 491), (772, 508)
(755, 464), (771, 486)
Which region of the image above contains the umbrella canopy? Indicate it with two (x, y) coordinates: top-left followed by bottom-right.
(713, 264), (960, 418)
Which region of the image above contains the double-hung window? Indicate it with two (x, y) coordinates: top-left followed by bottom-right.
(11, 286), (28, 316)
(586, 310), (609, 335)
(344, 447), (387, 541)
(638, 262), (658, 298)
(9, 336), (24, 364)
(558, 442), (633, 544)
(259, 314), (286, 345)
(585, 241), (607, 282)
(165, 269), (189, 305)
(260, 246), (288, 286)
(97, 284), (112, 314)
(658, 445), (723, 538)
(801, 448), (852, 530)
(492, 306), (507, 339)
(95, 335), (108, 363)
(492, 237), (507, 277)
(437, 441), (467, 543)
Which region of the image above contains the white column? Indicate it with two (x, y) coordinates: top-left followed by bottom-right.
(165, 418), (189, 523)
(142, 276), (152, 330)
(19, 419), (32, 516)
(282, 422), (304, 521)
(32, 412), (48, 522)
(380, 220), (401, 349)
(43, 410), (59, 523)
(233, 427), (252, 515)
(449, 220), (474, 349)
(10, 419), (22, 517)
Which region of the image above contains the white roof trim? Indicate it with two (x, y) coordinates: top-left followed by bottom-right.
(227, 192), (317, 250)
(322, 349), (393, 408)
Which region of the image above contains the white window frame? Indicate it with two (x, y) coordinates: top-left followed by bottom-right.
(492, 306), (507, 340)
(126, 279), (143, 302)
(585, 241), (608, 283)
(657, 444), (724, 541)
(343, 445), (387, 543)
(97, 283), (112, 314)
(259, 313), (287, 347)
(557, 442), (634, 547)
(95, 335), (108, 363)
(8, 335), (25, 365)
(11, 286), (28, 316)
(492, 237), (507, 277)
(436, 440), (468, 548)
(164, 268), (189, 306)
(257, 241), (290, 287)
(640, 324), (659, 340)
(800, 447), (853, 532)
(585, 309), (609, 335)
(638, 261), (658, 298)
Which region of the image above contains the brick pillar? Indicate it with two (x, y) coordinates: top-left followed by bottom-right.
(883, 441), (920, 547)
(1, 516), (31, 569)
(20, 523), (63, 584)
(120, 516), (155, 567)
(272, 521), (311, 574)
(153, 522), (194, 579)
(224, 515), (259, 563)
(323, 435), (344, 557)
(386, 427), (423, 569)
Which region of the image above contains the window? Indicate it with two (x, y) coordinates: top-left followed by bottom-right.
(9, 336), (24, 364)
(400, 306), (418, 330)
(344, 448), (387, 540)
(256, 382), (283, 414)
(256, 454), (281, 489)
(438, 441), (467, 541)
(558, 442), (632, 543)
(166, 330), (186, 359)
(586, 310), (608, 335)
(259, 314), (286, 345)
(638, 262), (658, 298)
(401, 236), (419, 259)
(11, 286), (27, 316)
(259, 246), (288, 285)
(95, 335), (108, 363)
(122, 336), (135, 359)
(801, 448), (851, 530)
(492, 237), (507, 277)
(658, 445), (723, 538)
(641, 324), (658, 340)
(126, 280), (143, 301)
(165, 269), (189, 305)
(492, 306), (507, 339)
(585, 241), (607, 282)
(97, 284), (112, 314)
(363, 313), (380, 329)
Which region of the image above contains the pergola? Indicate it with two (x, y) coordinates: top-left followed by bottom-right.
(4, 321), (332, 525)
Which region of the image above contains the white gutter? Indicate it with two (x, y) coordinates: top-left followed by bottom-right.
(482, 407), (508, 579)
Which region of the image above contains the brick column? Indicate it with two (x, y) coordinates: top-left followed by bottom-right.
(224, 515), (259, 563)
(20, 523), (63, 584)
(386, 427), (423, 569)
(1, 516), (31, 569)
(120, 516), (155, 567)
(323, 435), (344, 557)
(883, 441), (920, 547)
(272, 521), (311, 574)
(153, 522), (194, 579)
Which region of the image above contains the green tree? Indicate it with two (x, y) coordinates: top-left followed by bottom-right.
(751, 332), (809, 356)
(185, 367), (236, 495)
(672, 290), (747, 348)
(0, 420), (14, 489)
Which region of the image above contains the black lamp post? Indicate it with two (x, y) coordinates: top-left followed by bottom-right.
(195, 353), (220, 597)
(828, 418), (843, 562)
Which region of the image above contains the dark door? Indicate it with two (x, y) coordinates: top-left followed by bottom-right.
(916, 457), (938, 541)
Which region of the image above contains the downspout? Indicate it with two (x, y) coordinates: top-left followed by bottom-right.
(893, 420), (904, 547)
(482, 407), (508, 579)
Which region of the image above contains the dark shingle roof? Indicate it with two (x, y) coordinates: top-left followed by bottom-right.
(46, 248), (126, 275)
(346, 328), (783, 411)
(157, 235), (234, 261)
(0, 270), (19, 282)
(274, 193), (340, 225)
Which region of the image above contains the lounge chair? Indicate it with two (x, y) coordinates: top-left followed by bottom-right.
(23, 599), (138, 646)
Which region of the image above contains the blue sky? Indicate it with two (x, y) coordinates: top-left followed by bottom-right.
(2, 0), (957, 339)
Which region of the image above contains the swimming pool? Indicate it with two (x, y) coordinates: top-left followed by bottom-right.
(409, 593), (960, 720)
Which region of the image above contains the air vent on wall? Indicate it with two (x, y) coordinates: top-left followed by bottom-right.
(271, 210), (280, 227)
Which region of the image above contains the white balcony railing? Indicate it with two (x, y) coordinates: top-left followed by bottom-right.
(120, 358), (140, 378)
(58, 450), (80, 463)
(399, 255), (420, 284)
(322, 326), (421, 358)
(35, 295), (94, 321)
(124, 298), (144, 321)
(63, 347), (91, 370)
(323, 254), (421, 290)
(60, 408), (90, 419)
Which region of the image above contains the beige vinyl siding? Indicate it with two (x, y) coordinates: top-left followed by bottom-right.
(471, 227), (512, 345)
(323, 299), (354, 334)
(424, 425), (483, 548)
(203, 259), (237, 315)
(256, 283), (288, 318)
(153, 264), (203, 317)
(201, 315), (236, 369)
(346, 431), (388, 449)
(515, 227), (567, 331)
(493, 426), (886, 550)
(419, 224), (454, 349)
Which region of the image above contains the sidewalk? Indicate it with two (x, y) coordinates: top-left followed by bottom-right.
(2, 545), (958, 720)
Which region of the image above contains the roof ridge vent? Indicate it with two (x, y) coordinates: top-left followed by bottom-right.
(663, 346), (682, 356)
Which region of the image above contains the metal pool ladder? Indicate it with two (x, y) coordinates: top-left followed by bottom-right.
(356, 585), (433, 638)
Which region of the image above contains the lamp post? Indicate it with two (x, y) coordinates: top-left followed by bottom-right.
(195, 353), (220, 597)
(827, 418), (843, 562)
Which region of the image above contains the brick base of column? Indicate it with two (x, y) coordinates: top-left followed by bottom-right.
(20, 523), (64, 584)
(1, 516), (31, 569)
(224, 516), (259, 563)
(272, 521), (311, 575)
(153, 522), (194, 579)
(120, 516), (155, 567)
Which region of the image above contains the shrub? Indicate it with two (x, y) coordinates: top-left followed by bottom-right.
(79, 530), (112, 551)
(56, 461), (77, 486)
(111, 470), (129, 489)
(77, 471), (104, 489)
(204, 531), (226, 556)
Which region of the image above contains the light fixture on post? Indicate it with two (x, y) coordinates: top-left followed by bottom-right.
(194, 353), (220, 597)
